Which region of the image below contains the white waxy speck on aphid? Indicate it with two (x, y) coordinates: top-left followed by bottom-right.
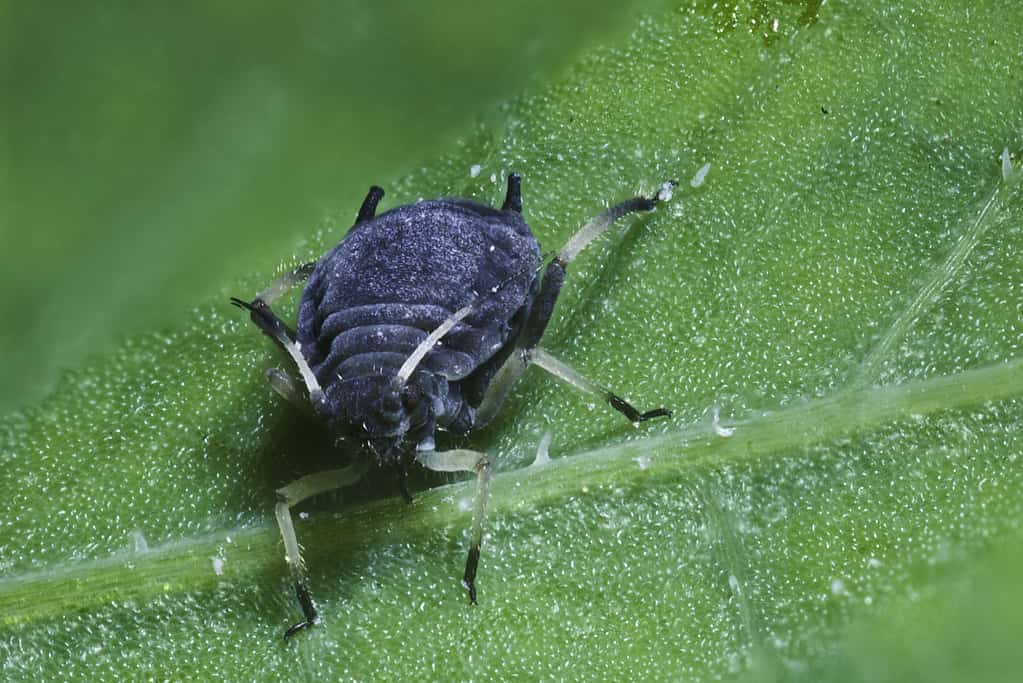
(212, 557), (225, 576)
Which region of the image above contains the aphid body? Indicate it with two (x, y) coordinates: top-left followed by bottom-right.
(232, 174), (673, 639)
(298, 189), (540, 456)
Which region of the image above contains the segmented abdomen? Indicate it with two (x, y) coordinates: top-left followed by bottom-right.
(300, 302), (501, 384)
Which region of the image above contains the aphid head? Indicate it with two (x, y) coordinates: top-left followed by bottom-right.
(322, 375), (406, 454)
(332, 373), (437, 463)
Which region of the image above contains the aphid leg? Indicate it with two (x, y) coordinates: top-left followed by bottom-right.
(232, 258), (325, 406)
(478, 182), (677, 424)
(475, 183), (676, 425)
(265, 367), (304, 407)
(557, 181), (675, 265)
(473, 348), (531, 427)
(415, 449), (492, 604)
(274, 461), (369, 641)
(230, 298), (325, 406)
(356, 185), (385, 224)
(523, 181), (676, 350)
(527, 347), (671, 425)
(395, 460), (413, 504)
(256, 262), (317, 306)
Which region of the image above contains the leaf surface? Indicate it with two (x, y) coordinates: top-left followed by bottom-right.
(2, 1), (1022, 679)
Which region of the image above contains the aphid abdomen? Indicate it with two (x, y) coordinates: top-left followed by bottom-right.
(315, 323), (477, 382)
(311, 303), (467, 352)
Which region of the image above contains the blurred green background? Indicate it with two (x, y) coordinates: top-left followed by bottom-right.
(2, 0), (648, 414)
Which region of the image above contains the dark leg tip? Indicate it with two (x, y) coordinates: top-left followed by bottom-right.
(461, 573), (478, 605)
(462, 544), (481, 604)
(608, 393), (673, 424)
(462, 579), (478, 605)
(230, 296), (271, 317)
(281, 580), (319, 641)
(283, 619), (316, 642)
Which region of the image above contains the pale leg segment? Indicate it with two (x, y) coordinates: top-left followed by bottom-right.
(528, 347), (671, 425)
(478, 346), (671, 428)
(557, 180), (675, 265)
(274, 461), (369, 640)
(230, 259), (325, 407)
(474, 348), (532, 427)
(415, 449), (492, 603)
(256, 262), (316, 306)
(473, 182), (676, 425)
(265, 367), (303, 408)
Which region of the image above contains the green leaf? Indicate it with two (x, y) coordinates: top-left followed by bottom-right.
(3, 1), (1022, 680)
(742, 541), (1023, 682)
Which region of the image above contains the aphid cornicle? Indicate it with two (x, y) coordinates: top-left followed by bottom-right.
(232, 173), (674, 640)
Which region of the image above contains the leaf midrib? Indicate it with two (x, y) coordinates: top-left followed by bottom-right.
(3, 355), (1020, 627)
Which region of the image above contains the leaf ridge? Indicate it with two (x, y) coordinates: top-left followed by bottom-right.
(853, 161), (1020, 386)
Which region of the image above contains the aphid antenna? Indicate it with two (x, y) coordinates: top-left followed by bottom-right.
(395, 253), (543, 387)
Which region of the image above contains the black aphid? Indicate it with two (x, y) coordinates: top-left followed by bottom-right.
(232, 174), (674, 639)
